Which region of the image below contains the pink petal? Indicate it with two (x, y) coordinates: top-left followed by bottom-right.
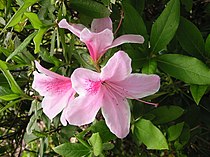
(32, 71), (71, 96)
(101, 51), (132, 82)
(91, 17), (112, 33)
(106, 35), (144, 50)
(60, 109), (68, 126)
(34, 61), (67, 80)
(115, 74), (160, 99)
(58, 19), (85, 37)
(101, 90), (130, 138)
(32, 65), (75, 123)
(80, 28), (113, 61)
(71, 68), (101, 95)
(41, 89), (75, 122)
(65, 93), (103, 126)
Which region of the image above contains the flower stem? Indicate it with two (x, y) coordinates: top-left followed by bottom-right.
(94, 62), (101, 72)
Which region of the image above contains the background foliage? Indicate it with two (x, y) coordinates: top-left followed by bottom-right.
(0, 0), (210, 156)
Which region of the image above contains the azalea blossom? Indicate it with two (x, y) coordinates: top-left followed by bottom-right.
(32, 61), (75, 125)
(65, 51), (160, 138)
(58, 17), (144, 62)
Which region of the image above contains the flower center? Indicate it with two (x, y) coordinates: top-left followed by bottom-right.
(85, 79), (102, 94)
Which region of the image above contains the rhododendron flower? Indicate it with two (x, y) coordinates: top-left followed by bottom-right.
(32, 61), (75, 125)
(58, 17), (144, 62)
(65, 51), (160, 138)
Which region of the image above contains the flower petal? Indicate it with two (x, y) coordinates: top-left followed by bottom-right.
(71, 68), (101, 95)
(34, 61), (67, 80)
(115, 74), (160, 99)
(101, 51), (132, 82)
(32, 71), (71, 96)
(80, 28), (113, 61)
(101, 89), (130, 138)
(58, 19), (85, 37)
(91, 17), (112, 33)
(65, 93), (103, 126)
(106, 35), (144, 50)
(41, 89), (75, 121)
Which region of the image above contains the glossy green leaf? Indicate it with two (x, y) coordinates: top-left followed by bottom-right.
(70, 0), (110, 18)
(90, 121), (116, 142)
(0, 60), (23, 94)
(147, 105), (184, 124)
(6, 32), (37, 61)
(53, 143), (91, 157)
(205, 34), (210, 56)
(0, 47), (24, 63)
(4, 0), (39, 29)
(122, 1), (147, 38)
(0, 98), (23, 112)
(128, 0), (145, 15)
(39, 51), (62, 66)
(134, 119), (168, 150)
(150, 0), (180, 53)
(24, 12), (43, 29)
(142, 59), (157, 74)
(190, 84), (207, 105)
(33, 28), (47, 53)
(158, 54), (210, 85)
(0, 86), (20, 101)
(88, 133), (102, 156)
(174, 124), (190, 150)
(176, 17), (205, 59)
(168, 122), (184, 141)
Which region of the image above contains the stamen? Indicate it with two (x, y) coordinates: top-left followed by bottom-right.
(103, 81), (158, 107)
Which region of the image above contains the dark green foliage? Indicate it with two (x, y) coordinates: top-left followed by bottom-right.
(0, 0), (210, 156)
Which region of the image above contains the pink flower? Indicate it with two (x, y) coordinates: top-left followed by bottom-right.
(65, 51), (160, 138)
(32, 61), (75, 125)
(58, 17), (144, 62)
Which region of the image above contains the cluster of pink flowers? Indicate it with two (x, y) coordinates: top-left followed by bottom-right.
(32, 17), (160, 138)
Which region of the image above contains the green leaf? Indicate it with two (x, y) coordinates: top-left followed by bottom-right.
(24, 132), (39, 144)
(39, 51), (62, 66)
(3, 0), (39, 29)
(0, 46), (24, 63)
(150, 0), (180, 53)
(134, 118), (168, 150)
(26, 110), (42, 134)
(122, 1), (147, 38)
(88, 133), (102, 156)
(102, 143), (114, 151)
(53, 143), (91, 157)
(0, 60), (23, 94)
(205, 34), (210, 57)
(33, 28), (48, 53)
(128, 0), (145, 15)
(176, 17), (205, 59)
(90, 121), (116, 142)
(0, 98), (23, 112)
(146, 105), (184, 124)
(167, 122), (184, 141)
(174, 124), (190, 150)
(190, 84), (207, 105)
(142, 59), (157, 74)
(158, 54), (210, 85)
(70, 0), (110, 18)
(24, 12), (43, 29)
(0, 86), (20, 101)
(6, 32), (37, 61)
